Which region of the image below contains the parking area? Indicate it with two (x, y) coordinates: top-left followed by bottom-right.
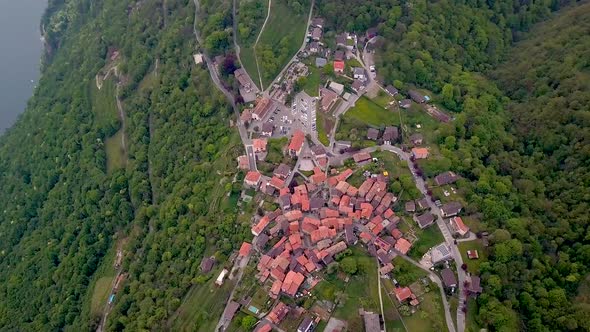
(259, 91), (318, 138)
(292, 91), (317, 134)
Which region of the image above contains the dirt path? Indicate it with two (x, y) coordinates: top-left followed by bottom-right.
(377, 259), (387, 332)
(114, 82), (128, 166)
(96, 66), (128, 166)
(252, 0), (272, 90)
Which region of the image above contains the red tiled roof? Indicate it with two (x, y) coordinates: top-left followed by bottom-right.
(253, 98), (272, 119)
(372, 223), (384, 235)
(288, 130), (305, 153)
(395, 287), (413, 302)
(310, 172), (327, 184)
(353, 152), (371, 163)
(412, 147), (429, 159)
(337, 168), (354, 181)
(256, 323), (272, 332)
(252, 216), (270, 235)
(253, 138), (267, 151)
(334, 60), (345, 71)
(239, 242), (252, 257)
(394, 238), (412, 254)
(384, 208), (395, 219)
(285, 210), (303, 221)
(245, 171), (261, 183)
(391, 228), (403, 239)
(282, 271), (305, 297)
(360, 232), (372, 242)
(270, 279), (282, 299)
(452, 216), (469, 235)
(237, 155), (249, 170)
(267, 301), (289, 324)
(301, 194), (310, 212)
(270, 176), (285, 189)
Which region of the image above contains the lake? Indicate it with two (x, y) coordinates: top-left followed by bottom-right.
(0, 0), (47, 134)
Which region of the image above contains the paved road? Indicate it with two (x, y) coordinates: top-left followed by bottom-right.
(246, 145), (257, 171)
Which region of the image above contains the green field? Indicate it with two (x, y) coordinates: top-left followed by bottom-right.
(313, 248), (384, 331)
(91, 79), (125, 173)
(408, 226), (445, 260)
(391, 256), (428, 286)
(335, 97), (400, 143)
(403, 289), (448, 332)
(91, 277), (114, 316)
(465, 299), (482, 332)
(235, 0), (269, 89)
(86, 243), (118, 319)
(303, 66), (321, 96)
(91, 79), (119, 128)
(240, 47), (261, 90)
(105, 130), (125, 172)
(256, 0), (310, 87)
(316, 110), (331, 146)
(458, 240), (487, 274)
(168, 271), (235, 331)
(345, 96), (399, 127)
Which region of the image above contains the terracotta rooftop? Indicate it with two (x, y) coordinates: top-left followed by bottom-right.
(239, 242), (252, 257)
(289, 130), (305, 153)
(394, 237), (412, 254)
(395, 287), (413, 302)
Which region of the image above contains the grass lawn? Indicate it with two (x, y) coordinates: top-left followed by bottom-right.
(345, 96), (400, 127)
(91, 79), (118, 128)
(169, 269), (235, 332)
(391, 257), (427, 286)
(304, 66), (321, 96)
(239, 47), (261, 90)
(372, 150), (412, 180)
(316, 109), (331, 146)
(91, 277), (114, 317)
(465, 298), (482, 332)
(86, 241), (117, 319)
(313, 248), (380, 332)
(333, 256), (380, 331)
(399, 103), (440, 144)
(257, 0), (310, 87)
(105, 129), (125, 173)
(408, 226), (445, 260)
(458, 240), (488, 274)
(403, 290), (449, 332)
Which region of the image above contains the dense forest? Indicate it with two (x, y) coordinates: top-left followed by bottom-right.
(0, 0), (249, 330)
(318, 0), (590, 330)
(0, 0), (588, 331)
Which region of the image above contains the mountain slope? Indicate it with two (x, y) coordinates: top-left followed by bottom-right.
(0, 0), (250, 330)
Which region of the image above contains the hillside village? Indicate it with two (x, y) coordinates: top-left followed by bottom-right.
(196, 10), (488, 332)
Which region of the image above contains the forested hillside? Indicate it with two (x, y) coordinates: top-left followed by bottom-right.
(316, 0), (590, 330)
(0, 0), (249, 330)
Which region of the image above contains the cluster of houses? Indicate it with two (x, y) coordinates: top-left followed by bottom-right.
(366, 126), (400, 145)
(234, 132), (434, 328)
(269, 62), (310, 103)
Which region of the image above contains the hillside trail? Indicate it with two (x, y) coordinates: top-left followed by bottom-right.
(95, 66), (128, 167)
(252, 0), (271, 90)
